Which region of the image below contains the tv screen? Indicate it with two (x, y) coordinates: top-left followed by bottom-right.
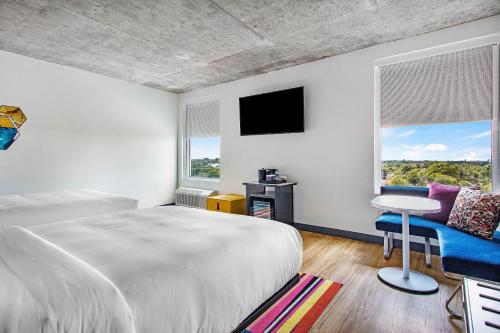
(239, 87), (304, 136)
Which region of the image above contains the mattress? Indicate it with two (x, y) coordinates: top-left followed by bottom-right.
(0, 189), (138, 228)
(0, 206), (302, 333)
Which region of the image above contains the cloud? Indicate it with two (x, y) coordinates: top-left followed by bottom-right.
(382, 128), (416, 140)
(395, 129), (416, 139)
(464, 151), (480, 161)
(422, 143), (448, 152)
(465, 131), (491, 140)
(401, 143), (448, 158)
(403, 143), (447, 152)
(460, 148), (491, 161)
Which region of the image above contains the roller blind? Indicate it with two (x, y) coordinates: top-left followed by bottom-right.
(380, 45), (493, 127)
(185, 99), (219, 138)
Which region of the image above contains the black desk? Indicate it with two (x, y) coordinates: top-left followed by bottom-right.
(243, 181), (297, 225)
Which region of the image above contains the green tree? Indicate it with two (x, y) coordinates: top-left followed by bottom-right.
(406, 168), (424, 185)
(387, 174), (411, 186)
(425, 162), (460, 179)
(427, 173), (459, 185)
(381, 160), (491, 190)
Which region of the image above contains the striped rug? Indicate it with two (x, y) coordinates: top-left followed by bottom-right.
(244, 273), (342, 333)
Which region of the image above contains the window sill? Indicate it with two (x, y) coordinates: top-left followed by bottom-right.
(184, 177), (220, 183)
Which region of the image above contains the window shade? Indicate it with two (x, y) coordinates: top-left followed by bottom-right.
(380, 45), (493, 127)
(185, 99), (219, 138)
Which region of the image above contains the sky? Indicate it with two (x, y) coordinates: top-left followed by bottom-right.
(382, 121), (492, 161)
(190, 121), (492, 161)
(190, 137), (220, 159)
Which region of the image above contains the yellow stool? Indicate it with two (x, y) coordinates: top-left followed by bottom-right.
(207, 194), (246, 215)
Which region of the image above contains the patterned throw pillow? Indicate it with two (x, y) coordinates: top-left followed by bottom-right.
(447, 188), (500, 240)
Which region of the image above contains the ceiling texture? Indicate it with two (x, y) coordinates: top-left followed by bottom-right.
(1, 0), (499, 93)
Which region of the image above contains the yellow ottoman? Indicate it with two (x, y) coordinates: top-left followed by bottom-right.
(207, 194), (246, 215)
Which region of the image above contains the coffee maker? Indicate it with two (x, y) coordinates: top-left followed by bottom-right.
(258, 168), (284, 183)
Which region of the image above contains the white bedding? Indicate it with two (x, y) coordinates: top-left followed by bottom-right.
(1, 206), (302, 333)
(0, 189), (138, 228)
(0, 227), (136, 333)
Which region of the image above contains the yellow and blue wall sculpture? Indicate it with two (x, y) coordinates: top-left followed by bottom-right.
(0, 105), (26, 150)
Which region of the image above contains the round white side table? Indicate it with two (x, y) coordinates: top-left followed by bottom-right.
(371, 195), (441, 293)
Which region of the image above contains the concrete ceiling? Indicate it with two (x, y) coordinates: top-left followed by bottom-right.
(1, 1), (499, 93)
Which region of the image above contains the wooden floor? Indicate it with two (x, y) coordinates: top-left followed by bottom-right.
(300, 231), (463, 333)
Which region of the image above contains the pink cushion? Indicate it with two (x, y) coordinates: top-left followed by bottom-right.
(447, 188), (500, 240)
(422, 183), (461, 223)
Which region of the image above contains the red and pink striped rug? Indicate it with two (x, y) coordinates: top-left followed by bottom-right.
(244, 273), (342, 333)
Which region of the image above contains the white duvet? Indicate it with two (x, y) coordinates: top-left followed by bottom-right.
(0, 206), (302, 333)
(0, 227), (136, 333)
(0, 189), (139, 229)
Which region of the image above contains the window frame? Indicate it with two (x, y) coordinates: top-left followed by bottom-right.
(181, 96), (221, 182)
(374, 36), (500, 194)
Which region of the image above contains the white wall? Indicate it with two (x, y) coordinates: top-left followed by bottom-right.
(179, 15), (500, 238)
(0, 50), (178, 207)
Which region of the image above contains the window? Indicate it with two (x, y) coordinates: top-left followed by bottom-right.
(375, 42), (499, 193)
(382, 121), (492, 191)
(184, 99), (220, 180)
(189, 137), (220, 178)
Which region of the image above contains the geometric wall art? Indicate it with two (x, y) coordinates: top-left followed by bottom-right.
(0, 105), (27, 150)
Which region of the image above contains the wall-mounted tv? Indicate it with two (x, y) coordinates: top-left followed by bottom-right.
(239, 86), (304, 136)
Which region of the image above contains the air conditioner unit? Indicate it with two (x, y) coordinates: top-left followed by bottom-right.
(175, 187), (217, 209)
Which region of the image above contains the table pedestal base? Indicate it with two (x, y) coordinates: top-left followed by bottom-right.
(378, 267), (438, 293)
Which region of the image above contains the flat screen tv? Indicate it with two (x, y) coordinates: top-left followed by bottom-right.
(239, 87), (304, 136)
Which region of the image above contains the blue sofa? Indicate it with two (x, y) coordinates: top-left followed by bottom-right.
(375, 186), (500, 282)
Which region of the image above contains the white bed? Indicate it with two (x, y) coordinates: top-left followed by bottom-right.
(0, 189), (138, 229)
(0, 206), (302, 333)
